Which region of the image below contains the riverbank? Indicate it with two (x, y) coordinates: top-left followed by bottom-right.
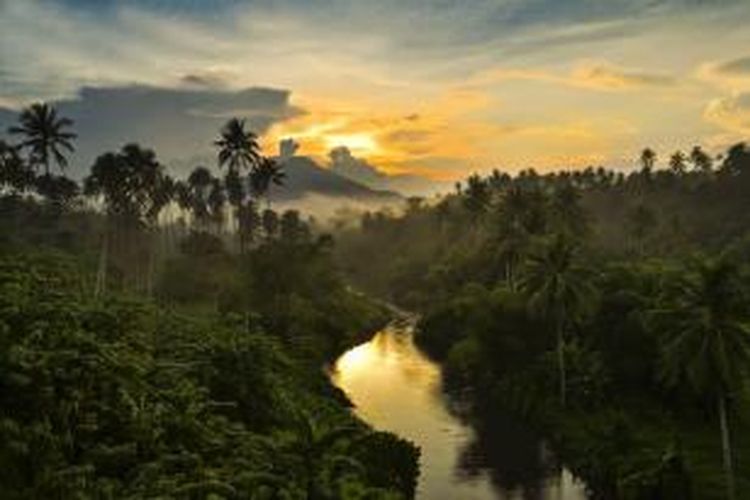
(412, 284), (750, 500)
(332, 319), (586, 499)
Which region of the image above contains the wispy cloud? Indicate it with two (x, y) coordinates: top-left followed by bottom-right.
(3, 0), (750, 178)
(469, 61), (678, 92)
(704, 92), (750, 135)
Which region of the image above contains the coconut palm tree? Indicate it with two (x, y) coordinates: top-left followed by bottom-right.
(521, 235), (596, 407)
(462, 174), (490, 223)
(215, 118), (261, 173)
(495, 184), (539, 290)
(669, 151), (687, 176)
(261, 208), (279, 240)
(550, 182), (588, 237)
(187, 167), (213, 230)
(237, 200), (261, 252)
(251, 157), (286, 208)
(640, 148), (657, 173)
(8, 103), (76, 176)
(207, 177), (226, 234)
(657, 256), (750, 500)
(84, 144), (169, 295)
(0, 141), (34, 194)
(690, 146), (713, 173)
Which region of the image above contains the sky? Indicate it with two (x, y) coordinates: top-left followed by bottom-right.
(1, 0), (750, 182)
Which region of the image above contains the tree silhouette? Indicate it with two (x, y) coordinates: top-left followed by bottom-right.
(215, 118), (261, 173)
(8, 103), (76, 176)
(521, 235), (595, 407)
(463, 174), (491, 222)
(640, 148), (657, 173)
(207, 177), (226, 234)
(550, 182), (588, 237)
(251, 157), (286, 207)
(690, 146), (713, 173)
(0, 141), (33, 194)
(669, 151), (687, 176)
(657, 257), (750, 500)
(186, 167), (213, 230)
(262, 209), (280, 240)
(84, 144), (171, 294)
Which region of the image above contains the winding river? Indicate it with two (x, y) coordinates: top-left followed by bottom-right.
(331, 318), (587, 500)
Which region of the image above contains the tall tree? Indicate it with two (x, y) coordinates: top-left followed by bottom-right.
(657, 257), (750, 500)
(251, 157), (286, 208)
(215, 118), (261, 173)
(207, 177), (227, 234)
(521, 235), (595, 407)
(84, 144), (170, 295)
(186, 167), (213, 230)
(495, 184), (546, 289)
(462, 174), (491, 222)
(8, 103), (76, 176)
(669, 151), (687, 176)
(550, 182), (588, 237)
(0, 141), (33, 194)
(640, 148), (657, 173)
(261, 209), (280, 240)
(690, 146), (713, 173)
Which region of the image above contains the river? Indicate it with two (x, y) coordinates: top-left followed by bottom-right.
(330, 318), (588, 500)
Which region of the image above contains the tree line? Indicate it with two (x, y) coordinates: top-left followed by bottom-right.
(337, 143), (750, 499)
(0, 103), (421, 499)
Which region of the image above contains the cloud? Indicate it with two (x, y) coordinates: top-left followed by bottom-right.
(714, 55), (750, 77)
(0, 84), (303, 175)
(471, 61), (677, 92)
(326, 146), (443, 196)
(704, 92), (750, 134)
(570, 63), (677, 90)
(329, 146), (387, 186)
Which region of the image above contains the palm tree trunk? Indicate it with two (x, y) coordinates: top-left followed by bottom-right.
(95, 226), (108, 298)
(506, 259), (514, 291)
(556, 315), (566, 408)
(718, 393), (736, 500)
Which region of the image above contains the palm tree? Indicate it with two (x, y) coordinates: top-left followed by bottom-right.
(261, 208), (279, 240)
(207, 177), (226, 234)
(237, 200), (261, 252)
(627, 203), (657, 256)
(8, 103), (76, 176)
(640, 148), (657, 173)
(550, 182), (588, 237)
(495, 184), (541, 290)
(657, 257), (750, 500)
(84, 144), (169, 295)
(251, 157), (286, 207)
(215, 118), (261, 173)
(690, 146), (713, 173)
(669, 151), (687, 176)
(521, 235), (595, 407)
(187, 167), (213, 230)
(462, 174), (490, 223)
(0, 141), (33, 194)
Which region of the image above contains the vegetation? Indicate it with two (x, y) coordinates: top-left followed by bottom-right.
(337, 145), (750, 499)
(0, 104), (419, 499)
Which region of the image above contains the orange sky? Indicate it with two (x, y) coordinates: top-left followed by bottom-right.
(3, 1), (750, 181)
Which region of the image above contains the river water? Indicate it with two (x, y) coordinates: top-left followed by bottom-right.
(330, 319), (587, 500)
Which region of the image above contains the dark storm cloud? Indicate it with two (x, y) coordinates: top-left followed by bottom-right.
(0, 85), (303, 175)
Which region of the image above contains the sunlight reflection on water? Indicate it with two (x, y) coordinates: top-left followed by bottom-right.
(331, 322), (587, 500)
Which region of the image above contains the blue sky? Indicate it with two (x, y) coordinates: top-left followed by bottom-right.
(2, 0), (750, 179)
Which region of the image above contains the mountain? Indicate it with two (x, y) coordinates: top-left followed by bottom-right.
(271, 156), (402, 203)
